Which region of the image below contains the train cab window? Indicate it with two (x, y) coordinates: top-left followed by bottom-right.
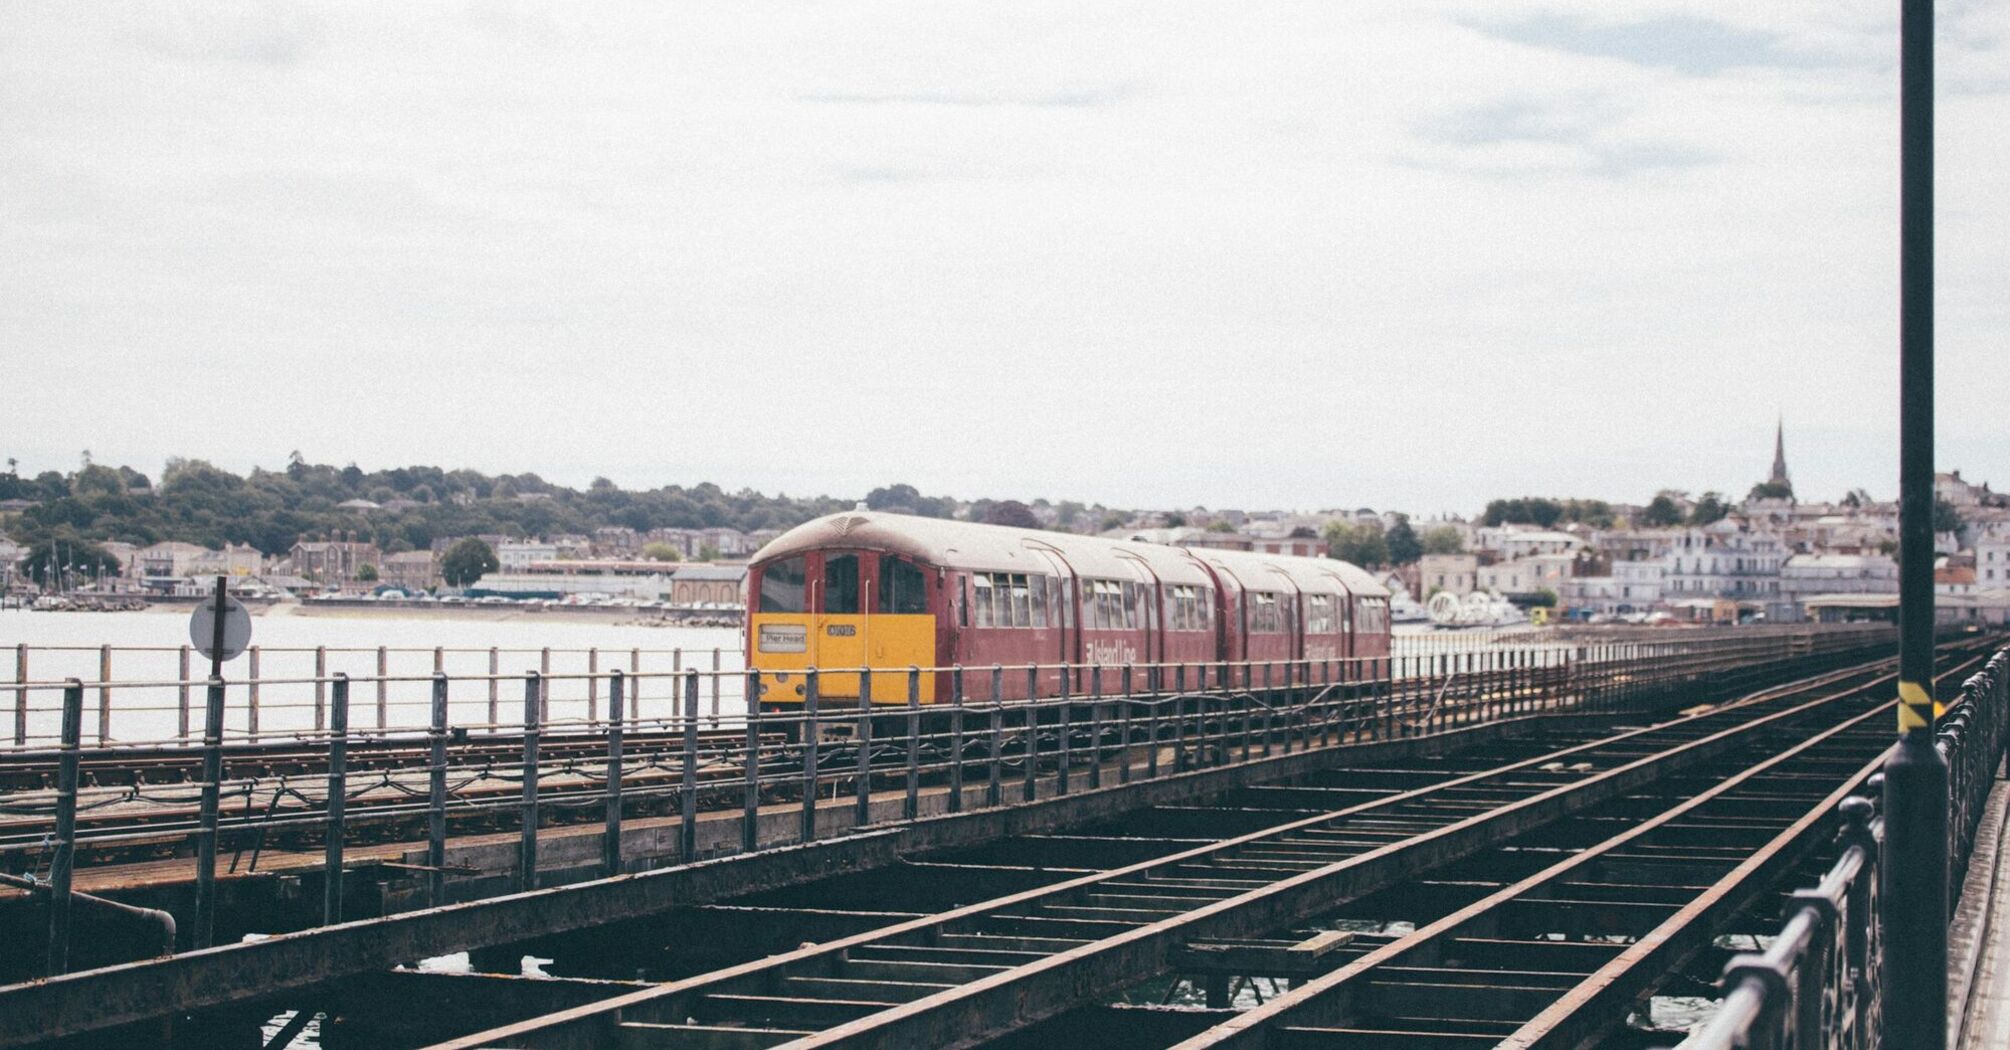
(878, 557), (929, 615)
(759, 556), (807, 613)
(1030, 575), (1050, 628)
(823, 554), (860, 615)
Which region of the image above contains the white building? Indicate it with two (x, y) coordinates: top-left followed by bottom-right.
(1659, 521), (1784, 602)
(1780, 554), (1899, 607)
(1418, 553), (1478, 598)
(1477, 553), (1574, 598)
(1475, 528), (1583, 559)
(1978, 527), (2010, 588)
(496, 541), (560, 571)
(139, 541), (211, 579)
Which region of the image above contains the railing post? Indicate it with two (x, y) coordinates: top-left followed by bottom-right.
(539, 647), (551, 723)
(948, 667), (966, 813)
(519, 672), (541, 892)
(11, 643), (25, 746)
(312, 646), (326, 733)
(193, 675), (226, 949)
(1118, 664), (1134, 785)
(712, 648), (722, 725)
(324, 674), (349, 925)
(855, 671), (874, 828)
(1839, 796), (1879, 1044)
(246, 645), (260, 743)
(1022, 665), (1038, 802)
(904, 667), (921, 821)
(45, 680), (82, 975)
(426, 672), (448, 907)
(1056, 666), (1074, 796)
(1087, 668), (1103, 789)
(743, 669), (761, 854)
(587, 648), (599, 724)
(178, 645), (192, 741)
(801, 669), (821, 843)
(604, 670), (624, 877)
(487, 647), (500, 728)
(680, 669), (700, 862)
(987, 665), (1004, 808)
(96, 644), (111, 744)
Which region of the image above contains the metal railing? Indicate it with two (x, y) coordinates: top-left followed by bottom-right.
(1671, 647), (2010, 1050)
(0, 625), (1896, 981)
(5, 643), (741, 747)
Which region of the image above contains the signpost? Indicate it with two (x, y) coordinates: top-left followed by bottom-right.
(188, 586), (252, 671)
(188, 577), (249, 949)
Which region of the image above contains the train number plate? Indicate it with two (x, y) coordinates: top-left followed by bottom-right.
(826, 624), (857, 637)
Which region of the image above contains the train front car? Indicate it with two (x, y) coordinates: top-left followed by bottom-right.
(747, 512), (952, 709)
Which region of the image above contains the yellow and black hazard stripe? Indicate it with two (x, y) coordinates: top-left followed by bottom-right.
(1896, 678), (1943, 732)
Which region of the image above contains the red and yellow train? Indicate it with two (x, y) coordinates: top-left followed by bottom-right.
(746, 511), (1391, 706)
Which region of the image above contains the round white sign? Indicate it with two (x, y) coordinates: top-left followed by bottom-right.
(189, 596), (253, 662)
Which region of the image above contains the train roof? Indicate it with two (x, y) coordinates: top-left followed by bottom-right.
(752, 512), (1385, 597)
(1181, 546), (1388, 599)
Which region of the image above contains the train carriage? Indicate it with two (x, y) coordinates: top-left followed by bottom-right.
(747, 510), (1389, 709)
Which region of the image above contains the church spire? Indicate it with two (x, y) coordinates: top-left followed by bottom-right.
(1769, 416), (1790, 488)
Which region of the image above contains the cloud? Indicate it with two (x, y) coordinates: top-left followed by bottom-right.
(1407, 94), (1718, 178)
(1467, 14), (1843, 75)
(799, 86), (1132, 110)
(128, 4), (322, 67)
(0, 2), (2005, 512)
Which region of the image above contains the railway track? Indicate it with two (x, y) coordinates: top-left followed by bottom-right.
(404, 643), (1993, 1050)
(0, 726), (767, 792)
(1136, 659), (1947, 1050)
(0, 638), (1968, 1046)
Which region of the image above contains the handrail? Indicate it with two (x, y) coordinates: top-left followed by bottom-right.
(1669, 647), (2010, 1049)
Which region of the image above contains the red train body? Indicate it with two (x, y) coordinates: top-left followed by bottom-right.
(746, 511), (1390, 706)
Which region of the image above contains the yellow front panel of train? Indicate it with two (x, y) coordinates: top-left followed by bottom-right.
(751, 613), (936, 704)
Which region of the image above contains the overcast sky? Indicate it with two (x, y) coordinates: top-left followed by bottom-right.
(4, 2), (2006, 515)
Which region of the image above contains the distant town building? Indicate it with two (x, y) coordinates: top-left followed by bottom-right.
(188, 543), (265, 578)
(496, 541), (560, 571)
(671, 563), (747, 607)
(381, 550), (439, 592)
(1978, 527), (2010, 587)
(1660, 522), (1784, 602)
(1780, 553), (1898, 608)
(1418, 553), (1478, 598)
(1477, 553), (1574, 598)
(140, 541), (211, 579)
(290, 538), (383, 584)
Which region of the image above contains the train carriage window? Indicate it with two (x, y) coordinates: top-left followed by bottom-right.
(973, 574), (995, 627)
(878, 557), (928, 615)
(758, 556), (807, 613)
(959, 577), (969, 627)
(1059, 578), (1074, 629)
(1306, 595), (1335, 634)
(823, 554), (860, 615)
(1010, 575), (1032, 626)
(1249, 592), (1283, 633)
(1030, 575), (1050, 628)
